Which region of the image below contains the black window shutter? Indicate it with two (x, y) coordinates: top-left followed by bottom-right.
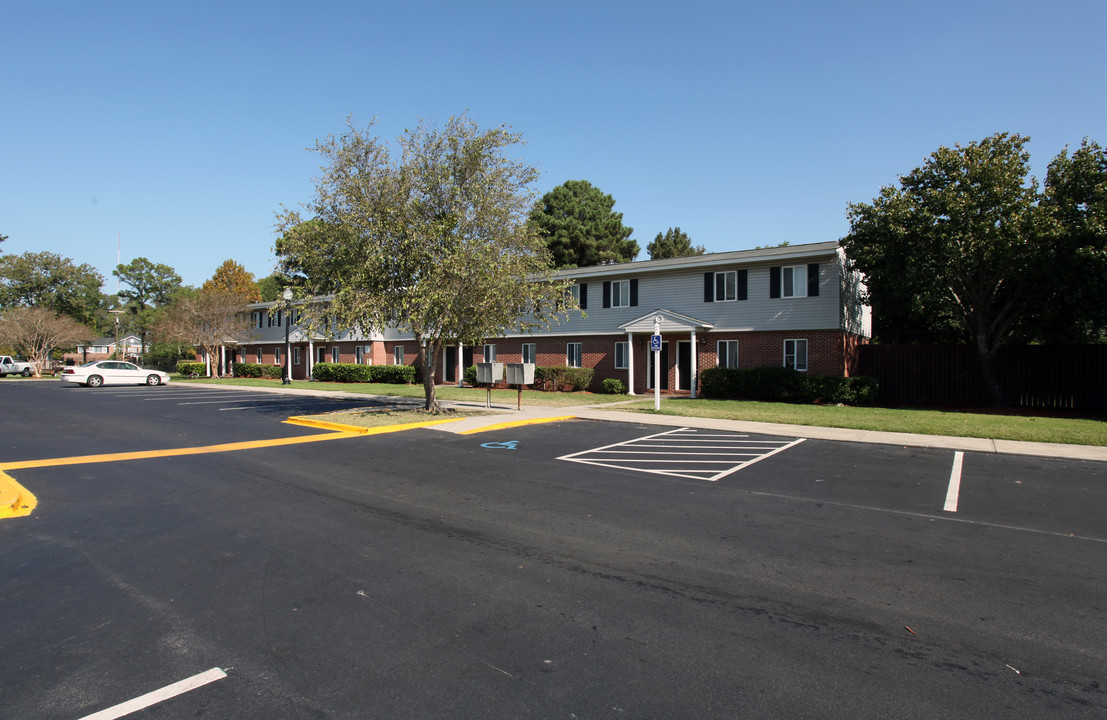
(602, 281), (611, 308)
(704, 272), (714, 302)
(629, 279), (638, 306)
(737, 269), (748, 301)
(579, 283), (587, 310)
(769, 267), (781, 298)
(807, 263), (819, 297)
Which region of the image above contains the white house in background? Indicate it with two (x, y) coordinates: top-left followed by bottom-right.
(204, 241), (872, 393)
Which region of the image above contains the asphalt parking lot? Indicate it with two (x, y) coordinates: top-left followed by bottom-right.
(2, 382), (1105, 719)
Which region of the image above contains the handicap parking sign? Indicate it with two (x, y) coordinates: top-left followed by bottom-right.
(650, 334), (662, 352)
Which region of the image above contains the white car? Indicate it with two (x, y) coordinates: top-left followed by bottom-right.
(60, 361), (171, 388)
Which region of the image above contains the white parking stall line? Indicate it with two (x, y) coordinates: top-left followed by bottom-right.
(944, 451), (964, 513)
(558, 428), (804, 481)
(177, 396), (307, 405)
(76, 667), (226, 720)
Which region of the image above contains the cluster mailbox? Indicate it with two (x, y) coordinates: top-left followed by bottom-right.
(506, 363), (535, 386)
(475, 362), (504, 385)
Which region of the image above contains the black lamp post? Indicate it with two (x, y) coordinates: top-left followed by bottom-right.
(282, 288), (292, 385)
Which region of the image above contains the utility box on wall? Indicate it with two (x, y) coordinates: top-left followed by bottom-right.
(506, 363), (535, 386)
(476, 362), (504, 385)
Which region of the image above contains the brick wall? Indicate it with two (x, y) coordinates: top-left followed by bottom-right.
(237, 330), (867, 387)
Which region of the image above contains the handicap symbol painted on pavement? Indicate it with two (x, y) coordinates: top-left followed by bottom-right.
(481, 441), (519, 450)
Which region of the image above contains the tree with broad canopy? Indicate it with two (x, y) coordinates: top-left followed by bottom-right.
(844, 133), (1059, 406)
(0, 307), (96, 377)
(529, 179), (638, 268)
(114, 257), (182, 354)
(275, 114), (577, 412)
(647, 227), (705, 260)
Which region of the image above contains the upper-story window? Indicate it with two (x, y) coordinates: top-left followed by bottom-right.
(704, 270), (747, 302)
(782, 265), (807, 298)
(569, 283), (588, 309)
(716, 271), (736, 301)
(769, 264), (820, 299)
(603, 279), (638, 308)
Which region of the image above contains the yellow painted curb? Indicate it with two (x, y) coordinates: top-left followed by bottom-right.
(0, 470), (36, 519)
(459, 415), (577, 435)
(285, 416), (464, 434)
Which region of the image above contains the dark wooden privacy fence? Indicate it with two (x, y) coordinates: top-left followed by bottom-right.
(856, 344), (1107, 412)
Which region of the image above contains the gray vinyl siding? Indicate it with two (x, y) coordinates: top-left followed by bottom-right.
(238, 241), (868, 344)
(509, 254), (845, 338)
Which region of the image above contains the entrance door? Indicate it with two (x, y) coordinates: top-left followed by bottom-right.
(677, 341), (692, 391)
(646, 342), (669, 390)
(446, 346), (475, 383)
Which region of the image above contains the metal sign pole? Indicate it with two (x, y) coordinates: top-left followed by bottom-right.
(653, 316), (662, 412)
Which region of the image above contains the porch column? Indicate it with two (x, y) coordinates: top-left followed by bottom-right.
(626, 332), (635, 395)
(457, 342), (464, 388)
(690, 328), (697, 399)
(308, 339), (315, 380)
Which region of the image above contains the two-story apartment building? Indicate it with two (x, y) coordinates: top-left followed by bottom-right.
(212, 241), (871, 393)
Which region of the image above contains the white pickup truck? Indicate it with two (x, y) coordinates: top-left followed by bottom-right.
(0, 356), (37, 377)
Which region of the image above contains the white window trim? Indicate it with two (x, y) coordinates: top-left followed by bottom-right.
(521, 343), (536, 364)
(274, 347), (282, 365)
(714, 271), (737, 302)
(567, 342), (582, 368)
(394, 346), (405, 365)
(784, 338), (808, 372)
(614, 341), (629, 370)
(611, 280), (630, 308)
(717, 340), (738, 368)
(484, 344), (497, 363)
(331, 346), (339, 363)
(256, 348), (263, 363)
(782, 265), (808, 299)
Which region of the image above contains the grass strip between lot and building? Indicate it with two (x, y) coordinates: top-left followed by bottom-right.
(612, 399), (1107, 447)
(177, 376), (1106, 447)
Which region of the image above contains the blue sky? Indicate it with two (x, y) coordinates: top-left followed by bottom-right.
(3, 0), (1105, 291)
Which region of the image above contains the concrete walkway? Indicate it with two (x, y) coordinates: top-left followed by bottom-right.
(179, 382), (1107, 463)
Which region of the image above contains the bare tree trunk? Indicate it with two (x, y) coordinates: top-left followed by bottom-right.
(973, 333), (1005, 407)
(417, 336), (440, 413)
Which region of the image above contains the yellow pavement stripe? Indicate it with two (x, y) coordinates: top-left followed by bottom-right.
(459, 415), (576, 435)
(284, 416), (464, 434)
(0, 431), (363, 472)
(0, 417), (462, 521)
(0, 470), (37, 518)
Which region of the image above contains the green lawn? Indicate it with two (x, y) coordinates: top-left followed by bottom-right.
(614, 398), (1107, 446)
(176, 376), (1106, 446)
(175, 376), (632, 408)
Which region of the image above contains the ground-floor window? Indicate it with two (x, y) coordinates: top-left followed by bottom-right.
(394, 346), (405, 365)
(784, 339), (808, 371)
(256, 348), (263, 364)
(717, 340), (738, 368)
(318, 347), (327, 364)
(522, 343), (536, 364)
(567, 342), (582, 368)
(483, 344), (497, 362)
(274, 347), (282, 365)
(331, 346), (340, 363)
(614, 341), (629, 369)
